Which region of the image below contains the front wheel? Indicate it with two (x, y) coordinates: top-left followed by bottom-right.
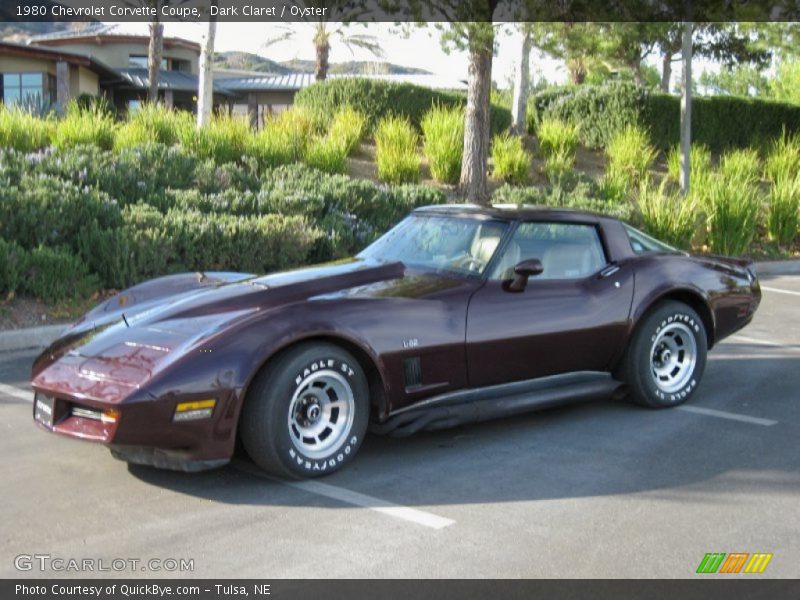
(240, 343), (369, 478)
(620, 301), (708, 408)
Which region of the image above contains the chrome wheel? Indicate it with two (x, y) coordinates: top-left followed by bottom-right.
(650, 322), (697, 394)
(287, 370), (355, 460)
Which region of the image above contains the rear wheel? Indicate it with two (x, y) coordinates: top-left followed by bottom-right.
(620, 301), (707, 408)
(240, 343), (369, 478)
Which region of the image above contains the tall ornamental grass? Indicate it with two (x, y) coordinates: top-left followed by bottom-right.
(375, 115), (420, 184)
(304, 136), (348, 174)
(327, 105), (366, 156)
(114, 103), (193, 150)
(666, 144), (712, 185)
(52, 102), (116, 151)
(421, 104), (464, 185)
(179, 114), (250, 163)
(536, 117), (579, 160)
(764, 131), (800, 185)
(606, 125), (657, 189)
(249, 108), (315, 167)
(767, 174), (800, 246)
(704, 175), (762, 256)
(0, 105), (51, 152)
(491, 133), (530, 185)
(637, 181), (698, 250)
(719, 148), (761, 188)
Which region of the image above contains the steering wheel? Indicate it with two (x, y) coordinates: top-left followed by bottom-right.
(451, 254), (485, 272)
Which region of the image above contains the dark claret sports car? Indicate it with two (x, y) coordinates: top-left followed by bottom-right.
(31, 205), (761, 478)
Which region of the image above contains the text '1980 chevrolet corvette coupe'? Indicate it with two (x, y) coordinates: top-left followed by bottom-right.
(31, 205), (761, 477)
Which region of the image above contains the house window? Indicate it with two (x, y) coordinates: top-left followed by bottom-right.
(129, 55), (168, 69)
(129, 55), (188, 72)
(1, 72), (56, 107)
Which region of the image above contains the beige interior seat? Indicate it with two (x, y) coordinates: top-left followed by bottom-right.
(541, 243), (597, 279)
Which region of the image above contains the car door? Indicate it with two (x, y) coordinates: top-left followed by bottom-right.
(466, 220), (634, 387)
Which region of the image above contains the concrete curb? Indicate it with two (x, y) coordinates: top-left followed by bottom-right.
(0, 259), (797, 354)
(754, 259), (800, 276)
(0, 324), (66, 354)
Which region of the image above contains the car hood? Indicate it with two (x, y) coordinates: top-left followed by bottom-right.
(31, 259), (405, 401)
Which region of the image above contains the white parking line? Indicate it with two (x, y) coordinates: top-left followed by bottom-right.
(676, 405), (778, 427)
(0, 382), (31, 402)
(234, 462), (455, 530)
(728, 334), (784, 347)
(761, 285), (800, 297)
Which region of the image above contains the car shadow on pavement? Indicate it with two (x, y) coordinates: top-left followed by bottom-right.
(128, 355), (800, 509)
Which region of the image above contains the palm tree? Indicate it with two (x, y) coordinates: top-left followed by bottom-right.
(264, 22), (384, 81)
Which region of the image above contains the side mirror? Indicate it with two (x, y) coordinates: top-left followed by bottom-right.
(506, 258), (544, 293)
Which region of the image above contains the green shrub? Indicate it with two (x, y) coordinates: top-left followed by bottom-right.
(375, 115), (420, 184)
(764, 131), (800, 185)
(637, 181), (698, 249)
(705, 175), (762, 255)
(52, 102), (116, 150)
(0, 238), (26, 294)
(421, 104), (464, 185)
(606, 124), (657, 189)
(492, 179), (635, 222)
(295, 77), (511, 134)
(536, 117), (579, 159)
(531, 82), (642, 148)
(22, 245), (99, 302)
(719, 148), (762, 187)
(114, 104), (193, 150)
(327, 105), (366, 156)
(532, 82), (800, 151)
(767, 175), (800, 246)
(179, 114), (250, 163)
(0, 175), (121, 251)
(491, 133), (530, 184)
(0, 105), (52, 152)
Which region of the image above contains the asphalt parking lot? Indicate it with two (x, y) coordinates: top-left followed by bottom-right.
(1, 275), (798, 579)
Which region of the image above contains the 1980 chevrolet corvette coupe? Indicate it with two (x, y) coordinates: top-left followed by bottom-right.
(31, 205), (761, 477)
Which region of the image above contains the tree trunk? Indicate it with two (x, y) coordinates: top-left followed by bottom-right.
(315, 41), (330, 81)
(460, 39), (493, 206)
(660, 53), (672, 92)
(632, 61), (645, 87)
(568, 60), (586, 85)
(148, 20), (164, 104)
(680, 23), (693, 196)
(197, 16), (216, 128)
(511, 29), (532, 135)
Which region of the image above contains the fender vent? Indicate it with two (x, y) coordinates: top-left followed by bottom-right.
(403, 357), (422, 389)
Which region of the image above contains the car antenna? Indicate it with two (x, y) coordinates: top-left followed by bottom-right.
(121, 313), (130, 328)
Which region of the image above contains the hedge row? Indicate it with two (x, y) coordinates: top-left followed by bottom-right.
(295, 78), (512, 135)
(0, 239), (99, 302)
(0, 146), (446, 298)
(530, 82), (800, 151)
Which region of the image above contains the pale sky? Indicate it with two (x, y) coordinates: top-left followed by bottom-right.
(105, 21), (713, 90)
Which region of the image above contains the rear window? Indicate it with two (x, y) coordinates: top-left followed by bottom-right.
(623, 224), (680, 255)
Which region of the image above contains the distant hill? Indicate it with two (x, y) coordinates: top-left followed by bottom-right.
(213, 51), (291, 74)
(0, 21), (71, 42)
(214, 52), (430, 76)
(282, 59), (431, 75)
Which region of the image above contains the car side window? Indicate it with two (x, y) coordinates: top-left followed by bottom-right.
(489, 222), (607, 280)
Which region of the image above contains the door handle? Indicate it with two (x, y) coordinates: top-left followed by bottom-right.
(599, 264), (620, 278)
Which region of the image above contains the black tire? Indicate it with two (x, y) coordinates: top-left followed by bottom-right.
(240, 343), (369, 478)
(619, 301), (707, 408)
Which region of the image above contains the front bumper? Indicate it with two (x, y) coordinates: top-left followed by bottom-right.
(31, 387), (242, 469)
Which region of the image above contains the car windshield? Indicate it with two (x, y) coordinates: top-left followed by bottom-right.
(623, 223), (681, 255)
(358, 214), (509, 276)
